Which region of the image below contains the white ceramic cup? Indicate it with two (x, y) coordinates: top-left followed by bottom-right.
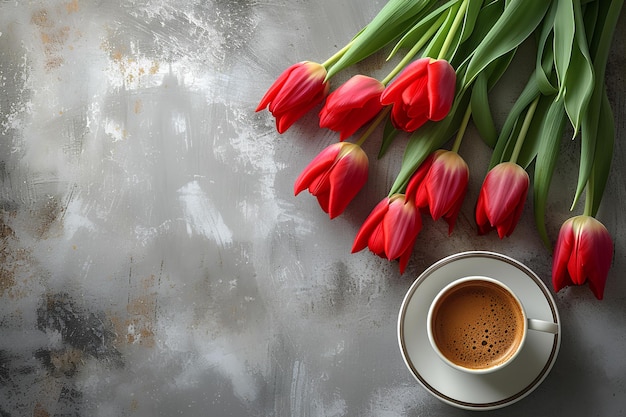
(427, 276), (559, 374)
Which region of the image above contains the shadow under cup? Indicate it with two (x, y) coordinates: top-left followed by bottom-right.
(427, 277), (530, 374)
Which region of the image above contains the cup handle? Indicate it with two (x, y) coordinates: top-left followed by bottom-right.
(528, 318), (559, 334)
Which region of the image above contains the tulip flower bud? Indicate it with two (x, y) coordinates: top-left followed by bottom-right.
(352, 194), (422, 273)
(475, 162), (529, 238)
(257, 61), (330, 133)
(294, 142), (368, 219)
(406, 150), (469, 234)
(552, 215), (613, 300)
(380, 58), (456, 132)
(319, 75), (385, 141)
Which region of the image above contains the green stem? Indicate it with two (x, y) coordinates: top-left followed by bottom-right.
(451, 104), (471, 153)
(355, 106), (392, 147)
(510, 96), (540, 165)
(322, 40), (355, 70)
(437, 0), (468, 61)
(380, 14), (446, 85)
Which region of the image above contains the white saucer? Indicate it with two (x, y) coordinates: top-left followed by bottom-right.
(398, 251), (561, 410)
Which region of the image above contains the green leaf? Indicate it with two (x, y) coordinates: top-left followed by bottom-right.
(562, 41), (594, 136)
(515, 94), (556, 169)
(589, 87), (615, 217)
(387, 0), (456, 60)
(560, 0), (594, 136)
(325, 0), (438, 79)
(582, 0), (599, 50)
(463, 0), (550, 87)
(533, 96), (567, 249)
(454, 0), (505, 66)
(535, 37), (558, 95)
(489, 70), (541, 169)
(378, 117), (400, 159)
(534, 2), (558, 95)
(423, 1), (463, 60)
(459, 0), (484, 43)
(574, 91), (600, 210)
(584, 1), (609, 55)
(470, 71), (498, 148)
(484, 49), (516, 91)
(553, 0), (575, 94)
(469, 50), (516, 149)
(571, 0), (623, 208)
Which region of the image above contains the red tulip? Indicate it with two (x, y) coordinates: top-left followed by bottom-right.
(552, 215), (613, 300)
(475, 162), (529, 238)
(352, 194), (422, 273)
(319, 75), (385, 141)
(294, 142), (368, 219)
(256, 61), (330, 133)
(405, 150), (469, 234)
(380, 58), (456, 132)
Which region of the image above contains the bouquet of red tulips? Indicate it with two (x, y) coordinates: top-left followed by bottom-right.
(256, 0), (622, 300)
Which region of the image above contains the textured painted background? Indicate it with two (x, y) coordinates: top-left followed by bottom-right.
(1, 1), (625, 416)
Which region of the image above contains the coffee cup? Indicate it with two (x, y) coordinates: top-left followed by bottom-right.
(427, 276), (558, 374)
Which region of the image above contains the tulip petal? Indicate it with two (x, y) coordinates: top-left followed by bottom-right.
(403, 115), (429, 132)
(380, 59), (429, 105)
(572, 217), (613, 298)
(552, 225), (575, 293)
(315, 189), (331, 214)
(326, 75), (384, 108)
(408, 151), (468, 234)
(405, 154), (433, 201)
(475, 163), (528, 238)
(294, 143), (368, 219)
(353, 194), (422, 273)
(319, 75), (384, 140)
(379, 58), (456, 133)
(337, 99), (384, 141)
(257, 61), (329, 133)
(552, 216), (613, 299)
(425, 156), (468, 221)
(443, 198), (465, 235)
(404, 78), (429, 118)
(276, 102), (315, 133)
(294, 145), (342, 195)
(427, 60), (456, 120)
(475, 195), (492, 235)
(383, 198), (422, 260)
(352, 198), (390, 253)
(327, 153), (368, 218)
(271, 63), (327, 111)
(585, 235), (613, 300)
(256, 64), (297, 112)
(367, 223), (386, 257)
(484, 168), (529, 225)
(398, 235), (418, 274)
(389, 103), (413, 131)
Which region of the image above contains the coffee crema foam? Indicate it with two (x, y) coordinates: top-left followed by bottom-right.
(431, 281), (524, 369)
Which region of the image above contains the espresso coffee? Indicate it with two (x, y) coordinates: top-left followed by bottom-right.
(431, 280), (525, 370)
